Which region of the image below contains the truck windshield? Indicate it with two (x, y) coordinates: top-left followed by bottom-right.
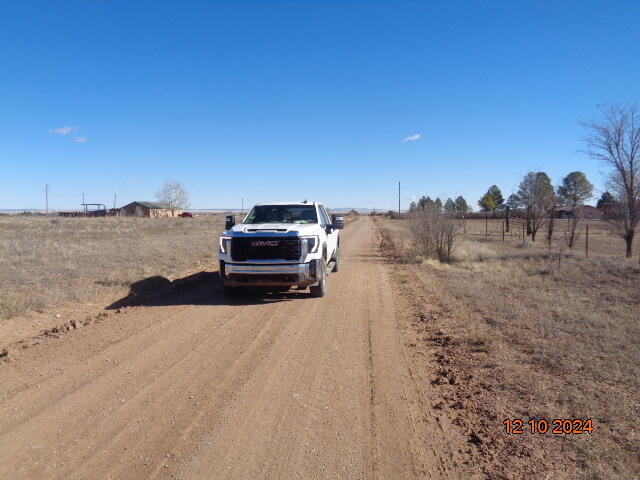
(244, 205), (318, 224)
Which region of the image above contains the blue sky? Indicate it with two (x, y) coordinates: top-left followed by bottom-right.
(1, 1), (639, 210)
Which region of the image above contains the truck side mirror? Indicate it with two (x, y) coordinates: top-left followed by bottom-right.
(331, 214), (345, 229)
(225, 215), (235, 230)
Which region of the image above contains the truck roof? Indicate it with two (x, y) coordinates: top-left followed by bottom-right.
(253, 201), (319, 206)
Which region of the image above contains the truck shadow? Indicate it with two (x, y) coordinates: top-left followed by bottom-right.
(106, 271), (306, 310)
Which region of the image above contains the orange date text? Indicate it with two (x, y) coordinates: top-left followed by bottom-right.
(502, 418), (594, 435)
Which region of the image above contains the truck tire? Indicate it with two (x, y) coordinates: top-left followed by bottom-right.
(331, 247), (340, 273)
(309, 262), (327, 298)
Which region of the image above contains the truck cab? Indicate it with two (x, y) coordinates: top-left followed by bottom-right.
(218, 202), (344, 297)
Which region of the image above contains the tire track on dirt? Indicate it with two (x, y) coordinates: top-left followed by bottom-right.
(0, 216), (458, 480)
(0, 298), (291, 478)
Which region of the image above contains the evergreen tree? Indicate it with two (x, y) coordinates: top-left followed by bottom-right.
(444, 198), (456, 213)
(517, 171), (555, 241)
(557, 171), (594, 207)
(454, 196), (469, 213)
(506, 193), (521, 208)
(417, 195), (432, 211)
(557, 171), (594, 248)
(478, 193), (496, 211)
(596, 191), (616, 208)
(425, 196), (435, 210)
(487, 185), (504, 206)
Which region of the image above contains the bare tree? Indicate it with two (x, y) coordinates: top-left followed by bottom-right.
(408, 204), (460, 263)
(156, 180), (190, 215)
(582, 105), (640, 258)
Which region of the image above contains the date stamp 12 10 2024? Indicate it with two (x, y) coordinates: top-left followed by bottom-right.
(503, 418), (594, 435)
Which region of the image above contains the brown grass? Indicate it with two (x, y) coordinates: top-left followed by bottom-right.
(378, 217), (640, 479)
(0, 215), (225, 320)
(460, 217), (638, 259)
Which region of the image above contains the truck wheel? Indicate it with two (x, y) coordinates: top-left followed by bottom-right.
(309, 262), (327, 298)
(331, 248), (340, 273)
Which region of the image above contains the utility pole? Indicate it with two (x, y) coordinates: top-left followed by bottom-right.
(45, 184), (50, 215)
(241, 197), (244, 215)
(113, 194), (117, 209)
(398, 181), (401, 217)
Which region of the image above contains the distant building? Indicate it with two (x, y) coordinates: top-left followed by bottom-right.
(557, 205), (603, 220)
(58, 203), (107, 217)
(119, 201), (181, 218)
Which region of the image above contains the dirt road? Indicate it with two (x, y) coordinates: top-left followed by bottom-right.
(0, 217), (456, 479)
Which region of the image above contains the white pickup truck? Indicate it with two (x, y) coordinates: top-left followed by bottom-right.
(218, 201), (344, 297)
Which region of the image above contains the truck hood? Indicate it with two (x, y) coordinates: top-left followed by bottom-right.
(229, 223), (319, 235)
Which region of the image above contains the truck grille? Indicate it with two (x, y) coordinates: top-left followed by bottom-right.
(231, 237), (301, 261)
(229, 273), (299, 283)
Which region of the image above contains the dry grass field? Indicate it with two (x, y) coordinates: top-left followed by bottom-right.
(1, 212), (637, 477)
(0, 215), (225, 320)
(377, 216), (639, 479)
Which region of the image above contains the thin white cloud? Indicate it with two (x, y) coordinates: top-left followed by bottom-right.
(402, 133), (422, 143)
(73, 136), (87, 143)
(50, 126), (78, 135)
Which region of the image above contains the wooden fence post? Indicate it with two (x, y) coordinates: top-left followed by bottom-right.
(505, 206), (510, 233)
(585, 225), (589, 257)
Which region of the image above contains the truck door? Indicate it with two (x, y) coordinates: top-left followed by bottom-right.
(319, 205), (338, 261)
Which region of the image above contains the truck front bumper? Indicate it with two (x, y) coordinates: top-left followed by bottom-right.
(219, 261), (319, 287)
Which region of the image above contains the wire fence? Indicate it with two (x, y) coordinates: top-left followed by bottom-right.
(459, 218), (638, 260)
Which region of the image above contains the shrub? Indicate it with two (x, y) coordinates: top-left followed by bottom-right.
(408, 207), (461, 263)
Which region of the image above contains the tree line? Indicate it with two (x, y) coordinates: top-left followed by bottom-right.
(408, 104), (640, 260)
(476, 172), (596, 247)
(408, 195), (470, 215)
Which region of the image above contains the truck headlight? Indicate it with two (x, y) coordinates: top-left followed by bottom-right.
(301, 235), (319, 253)
(219, 236), (232, 254)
